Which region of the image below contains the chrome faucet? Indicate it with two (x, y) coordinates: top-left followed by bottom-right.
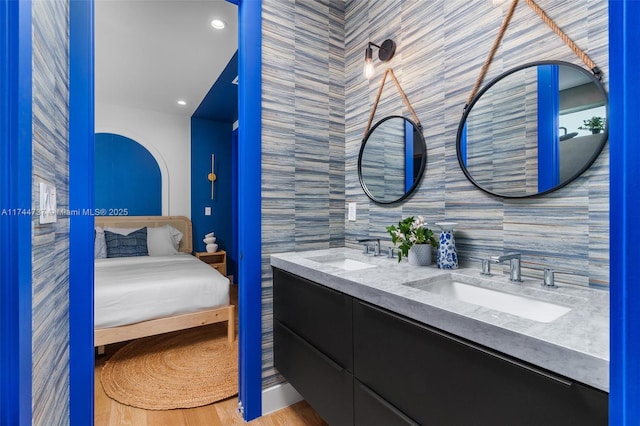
(357, 238), (380, 256)
(490, 253), (522, 282)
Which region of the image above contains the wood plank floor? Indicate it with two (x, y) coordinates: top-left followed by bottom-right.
(95, 284), (327, 426)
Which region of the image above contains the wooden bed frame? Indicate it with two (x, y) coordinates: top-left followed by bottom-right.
(94, 215), (235, 346)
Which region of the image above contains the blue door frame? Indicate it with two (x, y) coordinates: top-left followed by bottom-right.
(609, 1), (640, 423)
(1, 0), (33, 424)
(68, 0), (95, 424)
(234, 0), (263, 420)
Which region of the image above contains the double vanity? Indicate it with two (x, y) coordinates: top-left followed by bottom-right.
(271, 248), (608, 425)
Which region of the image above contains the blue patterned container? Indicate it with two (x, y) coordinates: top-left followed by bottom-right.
(435, 222), (458, 270)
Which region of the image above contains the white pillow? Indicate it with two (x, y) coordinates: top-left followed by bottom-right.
(105, 225), (183, 256)
(95, 226), (107, 259)
(147, 225), (183, 256)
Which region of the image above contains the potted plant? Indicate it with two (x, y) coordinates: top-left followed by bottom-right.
(578, 116), (605, 134)
(386, 216), (438, 265)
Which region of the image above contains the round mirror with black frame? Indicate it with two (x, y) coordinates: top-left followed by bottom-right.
(456, 60), (608, 199)
(358, 115), (427, 204)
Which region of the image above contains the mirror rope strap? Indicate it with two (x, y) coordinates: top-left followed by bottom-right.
(466, 0), (520, 109)
(364, 68), (422, 139)
(466, 0), (603, 108)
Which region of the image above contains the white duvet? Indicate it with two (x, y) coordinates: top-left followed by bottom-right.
(94, 254), (230, 329)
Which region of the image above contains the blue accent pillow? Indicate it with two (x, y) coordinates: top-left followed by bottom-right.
(105, 227), (149, 258)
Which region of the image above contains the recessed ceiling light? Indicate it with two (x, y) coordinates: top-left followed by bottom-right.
(177, 100), (187, 106)
(210, 19), (225, 30)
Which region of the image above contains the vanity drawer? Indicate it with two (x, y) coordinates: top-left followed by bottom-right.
(274, 319), (353, 425)
(353, 300), (607, 426)
(273, 268), (353, 370)
(354, 379), (418, 426)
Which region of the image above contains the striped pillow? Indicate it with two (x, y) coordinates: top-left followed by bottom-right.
(105, 227), (149, 258)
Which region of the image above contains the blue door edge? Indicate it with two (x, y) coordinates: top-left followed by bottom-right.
(234, 0), (263, 421)
(1, 0), (33, 424)
(68, 0), (95, 424)
(609, 1), (640, 424)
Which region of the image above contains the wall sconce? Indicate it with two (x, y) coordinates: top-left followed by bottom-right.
(208, 154), (217, 199)
(364, 39), (396, 79)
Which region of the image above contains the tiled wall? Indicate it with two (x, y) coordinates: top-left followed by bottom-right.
(31, 0), (71, 423)
(261, 0), (609, 390)
(344, 0), (609, 289)
(261, 0), (346, 388)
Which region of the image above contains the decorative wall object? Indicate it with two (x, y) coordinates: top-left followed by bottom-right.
(208, 154), (217, 199)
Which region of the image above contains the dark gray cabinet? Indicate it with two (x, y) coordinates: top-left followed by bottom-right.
(272, 268), (608, 426)
(353, 300), (608, 426)
(354, 379), (419, 426)
(274, 320), (353, 425)
(273, 267), (353, 370)
(273, 268), (353, 425)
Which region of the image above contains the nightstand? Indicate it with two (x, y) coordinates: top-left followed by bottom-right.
(195, 250), (227, 276)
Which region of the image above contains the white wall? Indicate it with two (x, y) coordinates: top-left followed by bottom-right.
(95, 102), (191, 217)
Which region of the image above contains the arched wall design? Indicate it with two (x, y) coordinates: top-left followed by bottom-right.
(94, 126), (170, 214)
(95, 133), (162, 215)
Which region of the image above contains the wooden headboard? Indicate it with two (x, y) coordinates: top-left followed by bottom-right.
(95, 215), (193, 253)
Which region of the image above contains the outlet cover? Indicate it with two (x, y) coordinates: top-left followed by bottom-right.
(205, 206), (212, 216)
(348, 203), (356, 221)
(39, 182), (57, 224)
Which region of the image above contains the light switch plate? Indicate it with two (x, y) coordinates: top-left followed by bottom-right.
(205, 206), (212, 216)
(348, 202), (356, 221)
(39, 182), (57, 224)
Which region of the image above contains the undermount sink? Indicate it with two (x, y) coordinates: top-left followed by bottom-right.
(404, 273), (571, 323)
(308, 254), (377, 271)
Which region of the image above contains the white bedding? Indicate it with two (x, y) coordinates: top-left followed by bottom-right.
(94, 254), (230, 329)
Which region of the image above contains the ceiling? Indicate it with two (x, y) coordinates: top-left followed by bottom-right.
(95, 0), (238, 118)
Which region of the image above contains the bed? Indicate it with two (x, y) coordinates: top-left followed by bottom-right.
(94, 216), (235, 347)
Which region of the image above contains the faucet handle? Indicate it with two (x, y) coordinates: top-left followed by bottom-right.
(387, 246), (395, 259)
(543, 268), (577, 288)
(543, 268), (558, 288)
(481, 259), (493, 276)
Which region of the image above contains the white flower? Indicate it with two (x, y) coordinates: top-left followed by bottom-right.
(394, 230), (404, 240)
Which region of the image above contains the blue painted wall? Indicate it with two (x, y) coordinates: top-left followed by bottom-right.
(190, 119), (233, 265)
(94, 133), (161, 216)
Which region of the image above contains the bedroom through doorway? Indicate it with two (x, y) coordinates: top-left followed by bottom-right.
(93, 1), (240, 421)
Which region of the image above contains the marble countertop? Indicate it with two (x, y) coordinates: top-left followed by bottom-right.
(270, 247), (609, 392)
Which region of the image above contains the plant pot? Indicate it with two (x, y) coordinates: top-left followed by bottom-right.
(592, 129), (601, 134)
(408, 244), (432, 266)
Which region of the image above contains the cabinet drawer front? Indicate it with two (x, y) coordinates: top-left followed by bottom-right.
(273, 268), (353, 370)
(353, 301), (607, 426)
(274, 320), (353, 426)
(354, 380), (418, 426)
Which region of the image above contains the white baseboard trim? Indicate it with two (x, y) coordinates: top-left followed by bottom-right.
(261, 382), (303, 416)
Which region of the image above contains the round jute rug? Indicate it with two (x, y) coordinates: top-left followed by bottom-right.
(100, 325), (238, 410)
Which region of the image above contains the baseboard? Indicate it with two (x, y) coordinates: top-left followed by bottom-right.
(261, 382), (303, 416)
